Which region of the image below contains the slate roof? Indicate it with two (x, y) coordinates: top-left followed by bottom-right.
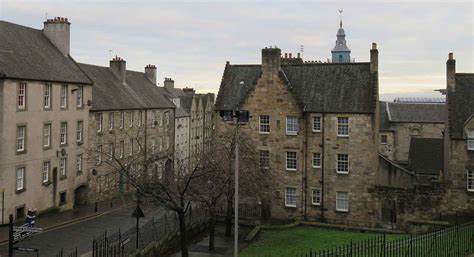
(164, 87), (187, 99)
(385, 102), (446, 123)
(394, 97), (445, 103)
(179, 94), (193, 113)
(379, 102), (392, 131)
(215, 63), (376, 113)
(448, 74), (474, 139)
(78, 63), (175, 111)
(408, 138), (443, 176)
(175, 107), (190, 118)
(0, 21), (91, 84)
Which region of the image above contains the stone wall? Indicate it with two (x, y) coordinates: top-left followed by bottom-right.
(87, 108), (175, 203)
(392, 123), (444, 163)
(379, 131), (395, 160)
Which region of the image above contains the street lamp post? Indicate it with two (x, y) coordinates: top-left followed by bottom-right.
(219, 109), (249, 257)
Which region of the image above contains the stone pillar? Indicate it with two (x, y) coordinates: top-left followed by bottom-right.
(262, 47), (281, 78)
(110, 56), (126, 85)
(145, 64), (157, 85)
(43, 17), (71, 56)
(370, 43), (378, 73)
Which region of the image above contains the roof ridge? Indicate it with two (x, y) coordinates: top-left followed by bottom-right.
(0, 20), (42, 32)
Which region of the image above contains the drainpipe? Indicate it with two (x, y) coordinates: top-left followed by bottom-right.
(303, 113), (308, 221)
(320, 104), (326, 222)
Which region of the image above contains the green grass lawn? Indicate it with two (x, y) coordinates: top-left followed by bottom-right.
(240, 226), (405, 257)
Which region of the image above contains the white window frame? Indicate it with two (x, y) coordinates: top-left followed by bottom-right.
(76, 86), (83, 108)
(42, 161), (50, 183)
(16, 125), (26, 152)
(60, 122), (68, 145)
(60, 85), (68, 108)
(468, 129), (474, 151)
(380, 134), (388, 145)
(76, 154), (83, 173)
(119, 141), (124, 159)
(18, 83), (26, 109)
(109, 142), (114, 161)
(44, 84), (52, 108)
(97, 145), (102, 165)
(129, 112), (134, 128)
(337, 117), (349, 137)
(43, 123), (51, 148)
(286, 116), (298, 135)
(165, 111), (170, 126)
(138, 111), (142, 127)
(76, 120), (83, 143)
(336, 154), (349, 174)
(286, 151), (297, 171)
(311, 189), (321, 206)
(259, 115), (270, 134)
(16, 167), (25, 191)
(259, 150), (270, 170)
(313, 116), (321, 132)
(336, 191), (349, 212)
(129, 139), (134, 156)
(59, 157), (67, 177)
(97, 113), (103, 133)
(109, 112), (114, 131)
(119, 112), (124, 129)
(285, 187), (297, 207)
(312, 152), (321, 168)
(467, 170), (474, 192)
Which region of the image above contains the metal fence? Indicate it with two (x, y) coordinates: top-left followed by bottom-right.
(54, 248), (78, 257)
(297, 222), (474, 257)
(92, 206), (208, 257)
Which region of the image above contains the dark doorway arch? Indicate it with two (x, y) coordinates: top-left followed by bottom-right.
(74, 185), (89, 207)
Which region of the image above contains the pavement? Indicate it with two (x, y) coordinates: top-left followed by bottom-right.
(169, 225), (252, 257)
(0, 195), (166, 257)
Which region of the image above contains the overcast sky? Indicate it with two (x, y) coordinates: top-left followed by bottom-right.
(1, 0), (472, 100)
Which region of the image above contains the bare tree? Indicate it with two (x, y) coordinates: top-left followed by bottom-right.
(86, 125), (204, 257)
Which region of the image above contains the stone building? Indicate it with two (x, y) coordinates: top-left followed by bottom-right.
(79, 59), (175, 203)
(443, 53), (474, 214)
(379, 100), (445, 163)
(163, 78), (191, 168)
(0, 18), (93, 222)
(215, 21), (380, 222)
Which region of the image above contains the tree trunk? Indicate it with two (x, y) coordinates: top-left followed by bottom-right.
(208, 206), (216, 251)
(177, 210), (189, 257)
(225, 196), (233, 237)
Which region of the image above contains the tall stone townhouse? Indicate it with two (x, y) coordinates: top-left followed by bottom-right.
(0, 18), (93, 222)
(215, 20), (381, 223)
(162, 80), (215, 168)
(443, 53), (474, 214)
(163, 78), (191, 169)
(379, 99), (445, 163)
(79, 59), (175, 203)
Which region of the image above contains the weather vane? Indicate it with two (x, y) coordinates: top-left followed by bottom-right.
(338, 9), (344, 28)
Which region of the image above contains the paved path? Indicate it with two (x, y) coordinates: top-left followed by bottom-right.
(0, 203), (165, 257)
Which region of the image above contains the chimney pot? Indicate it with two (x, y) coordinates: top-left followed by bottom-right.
(284, 53), (288, 58)
(110, 56), (127, 85)
(448, 53), (453, 60)
(297, 53), (301, 58)
(372, 42), (377, 50)
(289, 53), (292, 58)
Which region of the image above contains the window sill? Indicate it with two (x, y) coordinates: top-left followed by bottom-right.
(76, 106), (84, 110)
(259, 132), (270, 135)
(285, 205), (297, 208)
(59, 175), (67, 181)
(42, 181), (52, 187)
(286, 132), (298, 136)
(335, 209), (349, 213)
(16, 150), (27, 155)
(286, 169), (297, 172)
(60, 107), (69, 111)
(15, 188), (26, 194)
(337, 135), (349, 138)
(60, 143), (68, 148)
(43, 145), (52, 151)
(312, 130), (321, 134)
(336, 171), (350, 175)
(76, 141), (83, 146)
(467, 189), (474, 193)
(312, 166), (321, 169)
(311, 203), (321, 207)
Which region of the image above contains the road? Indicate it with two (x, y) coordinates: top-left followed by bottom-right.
(0, 204), (165, 257)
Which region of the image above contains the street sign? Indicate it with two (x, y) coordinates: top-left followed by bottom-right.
(13, 226), (43, 233)
(131, 206), (145, 218)
(13, 246), (38, 252)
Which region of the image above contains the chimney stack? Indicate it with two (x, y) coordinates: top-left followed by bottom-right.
(262, 47), (281, 78)
(164, 78), (175, 91)
(183, 87), (195, 95)
(145, 64), (157, 84)
(43, 17), (71, 56)
(370, 43), (378, 73)
(110, 56), (127, 85)
(446, 53), (456, 92)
